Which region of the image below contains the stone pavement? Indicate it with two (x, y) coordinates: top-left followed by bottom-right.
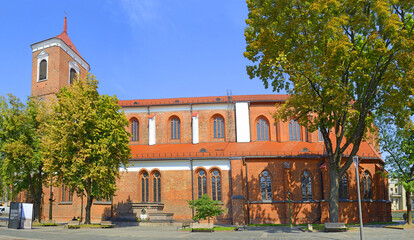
(0, 220), (413, 240)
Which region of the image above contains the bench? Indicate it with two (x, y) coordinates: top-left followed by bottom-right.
(67, 220), (80, 229)
(100, 220), (115, 228)
(181, 221), (191, 229)
(324, 222), (347, 232)
(190, 222), (214, 232)
(235, 224), (247, 231)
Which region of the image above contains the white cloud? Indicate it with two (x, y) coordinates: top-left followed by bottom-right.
(114, 0), (161, 27)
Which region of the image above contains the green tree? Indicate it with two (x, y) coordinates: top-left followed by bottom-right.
(188, 194), (226, 223)
(244, 0), (414, 222)
(0, 95), (46, 221)
(379, 122), (414, 225)
(42, 74), (131, 224)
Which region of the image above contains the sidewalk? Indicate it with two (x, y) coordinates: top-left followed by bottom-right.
(0, 220), (413, 240)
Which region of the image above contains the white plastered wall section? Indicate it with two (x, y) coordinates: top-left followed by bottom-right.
(192, 114), (199, 144)
(235, 102), (251, 142)
(148, 116), (156, 145)
(120, 159), (230, 172)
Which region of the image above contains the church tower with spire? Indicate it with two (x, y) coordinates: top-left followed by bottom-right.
(30, 17), (90, 98)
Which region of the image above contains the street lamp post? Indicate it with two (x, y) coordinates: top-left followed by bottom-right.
(353, 155), (364, 240)
(287, 190), (292, 229)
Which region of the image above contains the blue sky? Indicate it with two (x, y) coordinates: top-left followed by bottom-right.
(0, 0), (276, 101)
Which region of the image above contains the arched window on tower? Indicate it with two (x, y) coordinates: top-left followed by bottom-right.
(301, 170), (312, 200)
(197, 170), (207, 199)
(339, 174), (348, 200)
(170, 117), (180, 139)
(260, 170), (272, 201)
(363, 171), (372, 199)
(131, 119), (139, 141)
(141, 171), (149, 202)
(39, 59), (47, 81)
(69, 68), (77, 85)
(257, 118), (269, 141)
(213, 116), (224, 138)
(289, 119), (301, 140)
(211, 170), (221, 201)
(153, 171), (161, 202)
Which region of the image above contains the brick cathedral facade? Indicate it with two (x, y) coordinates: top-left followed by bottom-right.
(28, 18), (391, 224)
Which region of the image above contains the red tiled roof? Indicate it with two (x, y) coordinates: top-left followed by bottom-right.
(119, 94), (289, 107)
(54, 17), (82, 58)
(31, 17), (88, 66)
(129, 140), (381, 161)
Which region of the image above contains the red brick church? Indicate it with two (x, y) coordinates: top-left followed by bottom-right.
(29, 18), (391, 224)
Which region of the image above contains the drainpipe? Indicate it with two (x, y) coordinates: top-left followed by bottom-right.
(244, 157), (250, 225)
(190, 158), (194, 219)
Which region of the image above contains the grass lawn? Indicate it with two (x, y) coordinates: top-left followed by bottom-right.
(383, 224), (414, 229)
(68, 224), (114, 229)
(32, 222), (60, 227)
(181, 226), (236, 231)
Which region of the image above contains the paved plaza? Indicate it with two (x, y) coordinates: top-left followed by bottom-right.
(0, 219), (413, 240)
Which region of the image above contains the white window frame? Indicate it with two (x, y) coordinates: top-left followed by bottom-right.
(69, 61), (80, 84)
(37, 51), (49, 82)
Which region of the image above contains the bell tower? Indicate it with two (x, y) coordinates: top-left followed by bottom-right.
(30, 17), (90, 98)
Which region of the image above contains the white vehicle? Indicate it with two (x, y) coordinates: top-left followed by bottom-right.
(0, 205), (9, 216)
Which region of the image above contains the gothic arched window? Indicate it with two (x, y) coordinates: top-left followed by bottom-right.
(170, 117), (180, 139)
(257, 118), (269, 140)
(211, 170), (221, 201)
(69, 68), (77, 85)
(363, 171), (372, 199)
(197, 170), (207, 199)
(39, 59), (47, 81)
(213, 116), (224, 138)
(141, 172), (149, 202)
(131, 119), (139, 141)
(301, 170), (312, 200)
(153, 171), (161, 202)
(289, 119), (301, 140)
(339, 174), (348, 200)
(260, 170), (272, 201)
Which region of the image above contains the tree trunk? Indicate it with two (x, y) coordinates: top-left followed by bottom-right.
(85, 192), (93, 224)
(33, 168), (43, 222)
(328, 162), (340, 223)
(406, 190), (412, 225)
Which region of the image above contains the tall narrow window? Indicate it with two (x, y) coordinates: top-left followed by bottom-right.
(131, 119), (139, 141)
(141, 172), (149, 202)
(289, 119), (301, 140)
(153, 172), (161, 202)
(301, 171), (312, 200)
(339, 174), (348, 200)
(213, 116), (224, 138)
(69, 68), (77, 85)
(211, 170), (221, 201)
(68, 186), (72, 202)
(257, 118), (269, 140)
(61, 185), (66, 202)
(198, 170), (207, 199)
(39, 59), (47, 81)
(260, 170), (272, 200)
(363, 171), (372, 199)
(318, 129), (324, 142)
(170, 118), (180, 139)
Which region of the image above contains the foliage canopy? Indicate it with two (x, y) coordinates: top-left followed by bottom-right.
(42, 74), (131, 223)
(245, 0), (414, 222)
(188, 194), (226, 223)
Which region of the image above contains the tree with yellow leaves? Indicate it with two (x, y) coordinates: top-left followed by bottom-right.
(245, 0), (414, 222)
(42, 74), (131, 224)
